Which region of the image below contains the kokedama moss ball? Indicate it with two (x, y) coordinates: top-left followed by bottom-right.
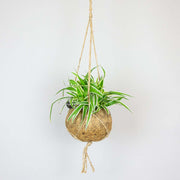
(65, 109), (112, 142)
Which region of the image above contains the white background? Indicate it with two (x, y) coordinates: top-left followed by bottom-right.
(0, 0), (180, 179)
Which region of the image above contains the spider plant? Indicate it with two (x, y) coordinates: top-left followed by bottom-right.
(50, 66), (131, 128)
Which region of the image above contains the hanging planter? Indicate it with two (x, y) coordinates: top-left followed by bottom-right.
(50, 0), (131, 173)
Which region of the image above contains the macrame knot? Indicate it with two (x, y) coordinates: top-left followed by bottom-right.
(81, 142), (95, 173)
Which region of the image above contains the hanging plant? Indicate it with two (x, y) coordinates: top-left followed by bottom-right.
(50, 0), (131, 173)
(50, 66), (131, 139)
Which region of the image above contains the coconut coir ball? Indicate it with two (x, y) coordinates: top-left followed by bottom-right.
(65, 108), (112, 142)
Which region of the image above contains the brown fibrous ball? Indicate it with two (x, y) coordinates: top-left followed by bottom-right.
(65, 108), (112, 142)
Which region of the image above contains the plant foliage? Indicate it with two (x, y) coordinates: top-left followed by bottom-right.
(50, 66), (131, 128)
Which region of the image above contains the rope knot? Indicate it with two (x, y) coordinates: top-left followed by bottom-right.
(81, 142), (95, 173)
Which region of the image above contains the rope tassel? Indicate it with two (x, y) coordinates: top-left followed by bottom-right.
(81, 142), (95, 173)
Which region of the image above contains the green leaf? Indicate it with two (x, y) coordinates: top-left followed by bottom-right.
(104, 91), (131, 97)
(68, 105), (83, 122)
(101, 105), (109, 114)
(56, 87), (76, 95)
(105, 100), (120, 107)
(50, 97), (70, 121)
(93, 106), (101, 114)
(76, 87), (84, 96)
(70, 98), (74, 108)
(106, 100), (131, 112)
(84, 66), (100, 80)
(82, 85), (103, 97)
(69, 79), (78, 87)
(67, 92), (77, 97)
(86, 103), (93, 128)
(101, 66), (106, 78)
(111, 96), (128, 100)
(98, 78), (104, 90)
(82, 105), (88, 123)
(72, 72), (85, 85)
(90, 65), (99, 73)
(118, 101), (132, 112)
(94, 95), (98, 108)
(85, 95), (96, 128)
(75, 101), (88, 106)
(90, 94), (96, 111)
(59, 103), (66, 114)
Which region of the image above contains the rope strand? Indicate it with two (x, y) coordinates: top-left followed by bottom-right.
(88, 0), (93, 103)
(81, 142), (95, 173)
(75, 20), (90, 80)
(92, 30), (100, 80)
(76, 0), (100, 82)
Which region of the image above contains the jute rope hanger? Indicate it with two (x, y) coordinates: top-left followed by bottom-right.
(75, 0), (100, 84)
(74, 0), (109, 173)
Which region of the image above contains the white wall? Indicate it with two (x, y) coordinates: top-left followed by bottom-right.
(0, 0), (180, 179)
